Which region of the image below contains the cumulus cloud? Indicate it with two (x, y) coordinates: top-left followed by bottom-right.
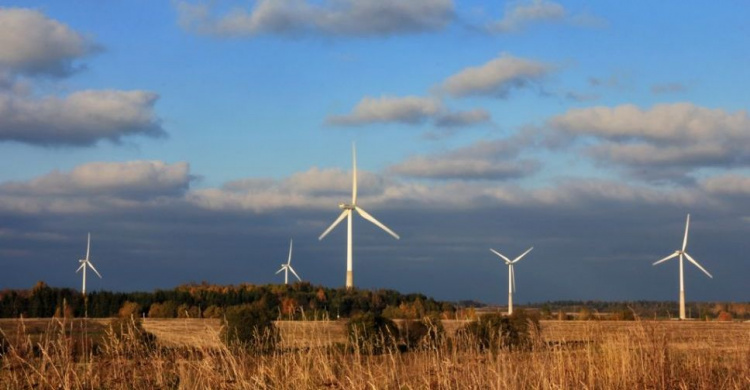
(439, 53), (553, 98)
(389, 137), (540, 180)
(549, 103), (750, 180)
(327, 96), (441, 126)
(176, 0), (454, 37)
(488, 0), (565, 33)
(0, 8), (99, 77)
(326, 95), (490, 130)
(0, 90), (164, 146)
(434, 109), (490, 128)
(487, 0), (606, 33)
(0, 161), (191, 214)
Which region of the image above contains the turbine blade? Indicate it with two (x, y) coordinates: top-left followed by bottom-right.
(512, 247), (534, 263)
(653, 252), (679, 266)
(682, 214), (690, 252)
(289, 266), (302, 281)
(354, 207), (400, 239)
(76, 263), (85, 273)
(86, 232), (91, 261)
(319, 210), (349, 240)
(490, 248), (512, 264)
(511, 264), (516, 293)
(87, 261), (102, 279)
(275, 267), (284, 275)
(287, 239), (293, 265)
(352, 142), (357, 204)
(684, 252), (713, 279)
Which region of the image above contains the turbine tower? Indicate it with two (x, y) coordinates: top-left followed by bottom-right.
(76, 233), (102, 296)
(319, 143), (400, 289)
(653, 214), (712, 320)
(276, 239), (301, 285)
(490, 247), (533, 315)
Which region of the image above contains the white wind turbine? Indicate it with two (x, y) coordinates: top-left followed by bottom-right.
(76, 233), (102, 296)
(490, 247), (533, 315)
(276, 239), (301, 285)
(653, 214), (712, 320)
(319, 143), (400, 289)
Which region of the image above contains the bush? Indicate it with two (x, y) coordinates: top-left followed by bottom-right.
(401, 315), (445, 350)
(458, 310), (539, 351)
(221, 304), (278, 352)
(346, 313), (399, 354)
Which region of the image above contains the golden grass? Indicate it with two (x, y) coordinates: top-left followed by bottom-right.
(1, 318), (748, 389)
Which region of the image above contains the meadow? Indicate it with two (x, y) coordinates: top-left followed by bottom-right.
(1, 317), (747, 389)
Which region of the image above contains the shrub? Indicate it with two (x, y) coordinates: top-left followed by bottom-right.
(458, 310), (539, 351)
(401, 315), (445, 350)
(346, 313), (399, 354)
(221, 304), (278, 352)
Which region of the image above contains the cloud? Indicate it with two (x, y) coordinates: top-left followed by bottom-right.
(487, 0), (606, 33)
(434, 109), (490, 128)
(439, 53), (553, 98)
(389, 137), (540, 180)
(0, 90), (164, 146)
(549, 103), (750, 180)
(326, 95), (490, 130)
(327, 96), (441, 126)
(0, 8), (99, 77)
(488, 0), (565, 33)
(700, 173), (750, 196)
(651, 82), (687, 95)
(176, 0), (454, 37)
(0, 161), (191, 214)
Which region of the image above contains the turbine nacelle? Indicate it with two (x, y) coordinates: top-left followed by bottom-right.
(338, 203), (355, 210)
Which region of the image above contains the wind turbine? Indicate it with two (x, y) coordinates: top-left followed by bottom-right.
(76, 233), (102, 296)
(276, 239), (301, 285)
(653, 214), (712, 320)
(490, 247), (533, 315)
(319, 143), (400, 289)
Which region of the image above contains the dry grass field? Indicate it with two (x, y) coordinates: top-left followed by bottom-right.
(1, 317), (748, 389)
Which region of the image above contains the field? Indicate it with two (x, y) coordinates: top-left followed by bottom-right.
(1, 317), (748, 389)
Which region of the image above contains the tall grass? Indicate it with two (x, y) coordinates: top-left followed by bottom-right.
(1, 318), (748, 389)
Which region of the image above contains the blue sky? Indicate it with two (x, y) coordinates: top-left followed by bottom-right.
(0, 1), (748, 304)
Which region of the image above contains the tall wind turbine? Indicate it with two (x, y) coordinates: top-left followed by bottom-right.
(653, 214), (712, 320)
(319, 143), (400, 289)
(490, 247), (533, 315)
(76, 233), (102, 296)
(276, 239), (301, 285)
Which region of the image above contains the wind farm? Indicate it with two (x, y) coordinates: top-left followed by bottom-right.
(0, 1), (748, 389)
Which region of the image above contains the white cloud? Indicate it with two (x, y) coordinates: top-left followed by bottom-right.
(326, 95), (489, 130)
(0, 89), (164, 146)
(489, 0), (565, 33)
(1, 161), (191, 198)
(0, 8), (98, 77)
(487, 0), (606, 33)
(176, 0), (454, 37)
(549, 103), (750, 180)
(439, 53), (552, 98)
(389, 137), (539, 180)
(327, 96), (441, 126)
(0, 161), (191, 215)
(434, 109), (490, 128)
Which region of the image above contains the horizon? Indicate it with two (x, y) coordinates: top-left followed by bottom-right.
(0, 2), (748, 305)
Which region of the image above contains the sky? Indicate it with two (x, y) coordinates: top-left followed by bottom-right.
(0, 1), (748, 304)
